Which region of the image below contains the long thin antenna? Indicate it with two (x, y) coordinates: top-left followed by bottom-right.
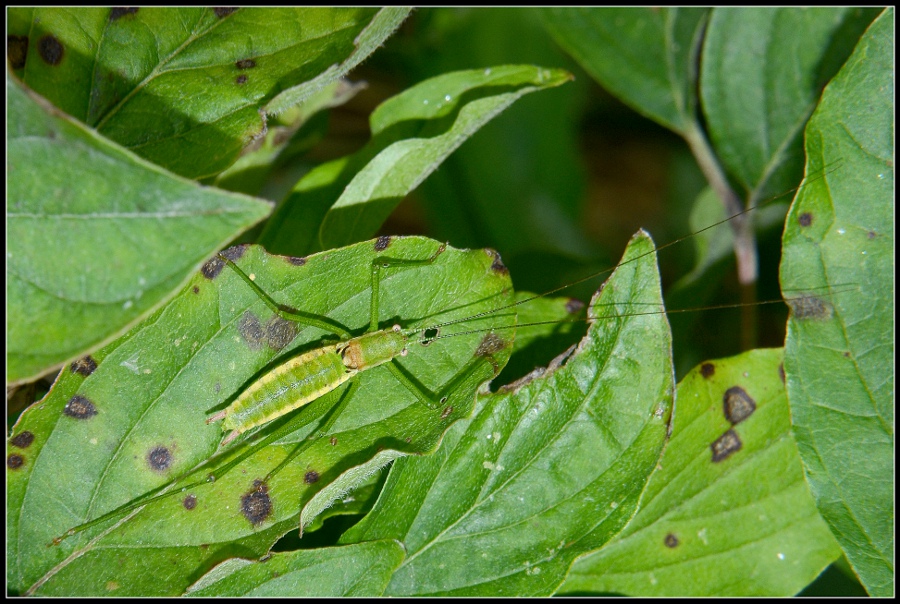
(422, 161), (844, 333)
(419, 284), (859, 344)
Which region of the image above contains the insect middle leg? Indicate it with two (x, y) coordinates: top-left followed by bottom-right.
(368, 242), (446, 331)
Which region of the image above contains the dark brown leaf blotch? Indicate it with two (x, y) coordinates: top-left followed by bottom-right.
(10, 431), (35, 449)
(374, 235), (392, 251)
(70, 355), (98, 377)
(723, 386), (756, 425)
(7, 454), (25, 470)
(241, 484), (273, 526)
(7, 35), (28, 69)
(147, 446), (173, 472)
(64, 395), (97, 419)
(38, 34), (64, 65)
(711, 429), (742, 463)
(109, 7), (139, 21)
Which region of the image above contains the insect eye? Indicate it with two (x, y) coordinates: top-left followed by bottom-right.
(421, 327), (439, 345)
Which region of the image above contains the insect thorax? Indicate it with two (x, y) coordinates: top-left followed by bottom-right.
(339, 327), (408, 371)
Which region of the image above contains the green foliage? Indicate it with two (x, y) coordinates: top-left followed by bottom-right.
(561, 349), (841, 596)
(7, 7), (892, 597)
(781, 9), (894, 596)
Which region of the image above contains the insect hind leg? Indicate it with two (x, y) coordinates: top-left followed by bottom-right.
(263, 380), (359, 484)
(386, 350), (498, 415)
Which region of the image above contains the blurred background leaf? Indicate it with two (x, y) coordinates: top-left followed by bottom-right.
(7, 73), (271, 383)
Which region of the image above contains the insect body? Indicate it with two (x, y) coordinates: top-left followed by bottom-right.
(204, 242), (507, 450)
(210, 324), (409, 445)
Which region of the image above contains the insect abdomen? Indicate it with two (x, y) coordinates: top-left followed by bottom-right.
(223, 346), (354, 434)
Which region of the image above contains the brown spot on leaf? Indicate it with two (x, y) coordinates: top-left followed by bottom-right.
(64, 395), (97, 419)
(304, 470), (320, 484)
(565, 298), (585, 314)
(286, 256), (307, 266)
(664, 533), (679, 548)
(476, 332), (507, 357)
(441, 406), (453, 419)
(711, 429), (742, 463)
(374, 235), (392, 251)
(778, 363), (785, 384)
(70, 355), (98, 377)
(7, 454), (24, 470)
(192, 285), (200, 294)
(700, 363), (715, 378)
(787, 295), (833, 320)
(723, 386), (756, 425)
(147, 446), (173, 471)
(265, 316), (298, 350)
(109, 7), (139, 21)
(213, 7), (238, 18)
(241, 482), (272, 525)
(10, 431), (35, 449)
(798, 212), (813, 227)
(222, 245), (248, 262)
(488, 250), (508, 274)
(183, 494), (197, 510)
(7, 35), (28, 69)
(867, 230), (876, 239)
(201, 257), (225, 280)
(235, 74), (248, 85)
(235, 58), (256, 70)
(238, 312), (265, 350)
(38, 34), (64, 65)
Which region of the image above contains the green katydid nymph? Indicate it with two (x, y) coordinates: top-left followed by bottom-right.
(205, 242), (501, 447)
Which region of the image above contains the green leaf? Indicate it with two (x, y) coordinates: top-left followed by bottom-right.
(184, 540), (404, 597)
(560, 349), (841, 596)
(701, 7), (881, 201)
(340, 232), (673, 596)
(543, 7), (709, 134)
(258, 65), (573, 256)
(7, 7), (409, 179)
(6, 73), (271, 383)
(779, 9), (894, 597)
(7, 238), (513, 596)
